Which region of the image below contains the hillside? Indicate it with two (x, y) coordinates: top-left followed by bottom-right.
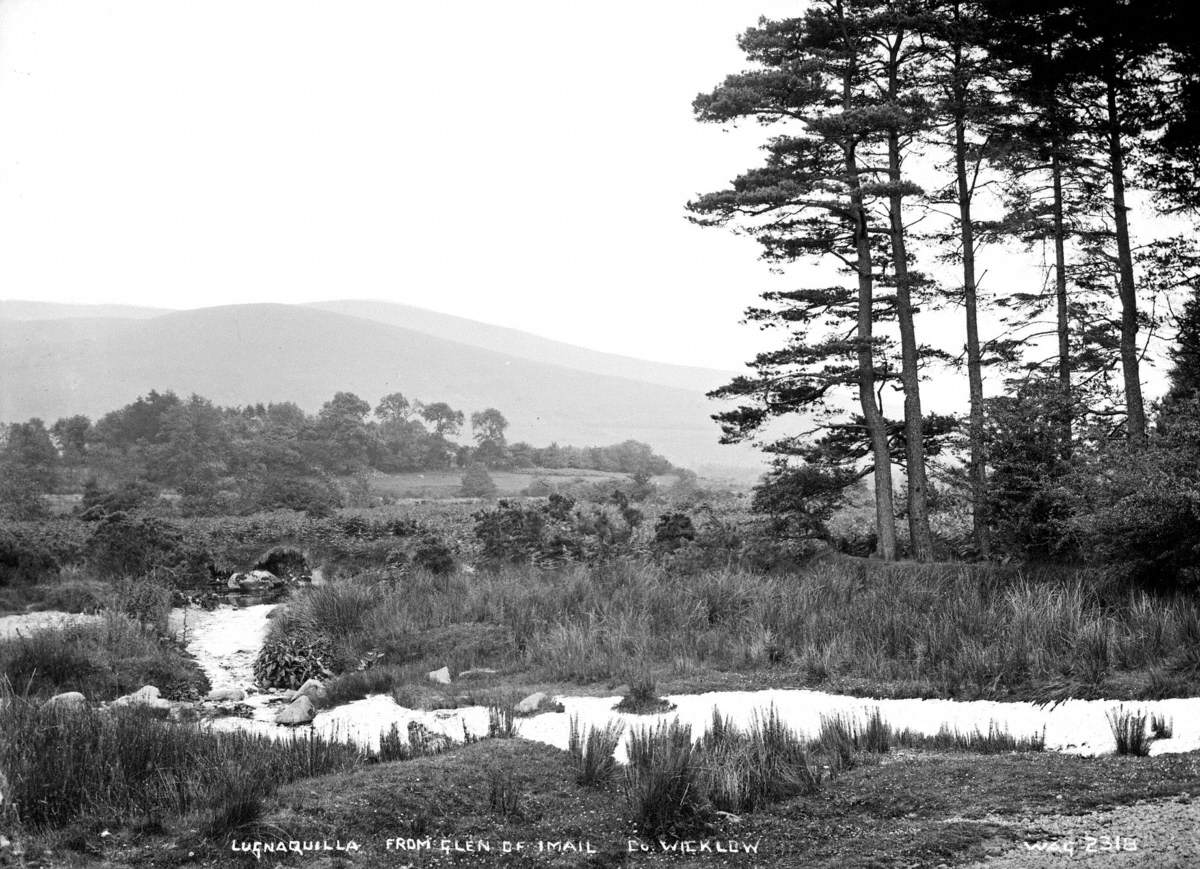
(307, 299), (735, 393)
(0, 303), (756, 468)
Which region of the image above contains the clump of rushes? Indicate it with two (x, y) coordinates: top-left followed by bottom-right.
(488, 701), (517, 738)
(1107, 706), (1151, 756)
(1151, 712), (1173, 739)
(568, 715), (624, 786)
(615, 674), (675, 714)
(891, 721), (1045, 753)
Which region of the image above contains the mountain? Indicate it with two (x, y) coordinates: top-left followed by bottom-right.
(306, 299), (735, 393)
(0, 303), (758, 468)
(0, 301), (167, 320)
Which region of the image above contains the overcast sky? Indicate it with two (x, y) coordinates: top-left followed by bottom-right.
(0, 0), (817, 370)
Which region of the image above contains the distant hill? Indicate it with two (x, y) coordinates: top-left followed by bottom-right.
(0, 301), (167, 320)
(306, 299), (736, 393)
(0, 302), (760, 469)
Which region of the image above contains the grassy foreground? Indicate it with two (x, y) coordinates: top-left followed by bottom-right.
(33, 734), (1199, 868)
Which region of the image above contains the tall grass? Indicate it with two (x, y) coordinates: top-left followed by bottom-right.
(265, 559), (1200, 698)
(1107, 706), (1151, 756)
(0, 687), (365, 832)
(0, 613), (208, 701)
(567, 715), (624, 786)
(626, 709), (818, 835)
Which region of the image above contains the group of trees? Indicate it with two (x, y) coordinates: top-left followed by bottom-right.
(695, 0), (1200, 571)
(0, 390), (674, 518)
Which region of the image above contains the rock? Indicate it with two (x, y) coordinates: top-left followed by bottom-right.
(457, 668), (498, 681)
(42, 691), (86, 709)
(226, 570), (282, 592)
(297, 678), (327, 705)
(427, 666), (452, 685)
(514, 691), (547, 715)
(206, 687), (245, 703)
(275, 695), (315, 725)
(113, 685), (171, 713)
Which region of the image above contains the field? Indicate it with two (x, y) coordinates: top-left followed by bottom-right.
(2, 491), (1200, 867)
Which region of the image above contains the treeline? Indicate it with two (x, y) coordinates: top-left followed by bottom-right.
(0, 390), (675, 517)
(696, 1), (1200, 581)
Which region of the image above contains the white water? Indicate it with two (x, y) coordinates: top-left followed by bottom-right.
(170, 603), (1200, 757)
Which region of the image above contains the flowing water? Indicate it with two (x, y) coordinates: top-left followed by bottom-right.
(169, 602), (1200, 758)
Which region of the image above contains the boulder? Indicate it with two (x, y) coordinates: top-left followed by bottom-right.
(297, 678), (327, 705)
(226, 570), (282, 592)
(206, 687), (245, 703)
(113, 685), (171, 713)
(426, 666), (452, 685)
(42, 691), (86, 710)
(275, 695), (315, 726)
(514, 691), (547, 715)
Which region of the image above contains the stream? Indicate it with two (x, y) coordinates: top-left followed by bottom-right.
(169, 602), (1200, 758)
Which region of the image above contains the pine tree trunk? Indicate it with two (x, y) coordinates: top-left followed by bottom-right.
(951, 41), (988, 557)
(1104, 72), (1146, 445)
(886, 46), (934, 561)
(846, 147), (898, 561)
(1050, 151), (1073, 457)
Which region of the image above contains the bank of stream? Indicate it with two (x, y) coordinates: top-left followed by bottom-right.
(169, 601), (1200, 759)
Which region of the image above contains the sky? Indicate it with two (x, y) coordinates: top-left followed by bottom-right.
(0, 0), (1183, 415)
(0, 0), (807, 370)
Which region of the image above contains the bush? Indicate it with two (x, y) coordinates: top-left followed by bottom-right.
(0, 527), (61, 587)
(412, 535), (455, 575)
(86, 513), (213, 584)
(460, 463), (498, 499)
(253, 632), (335, 689)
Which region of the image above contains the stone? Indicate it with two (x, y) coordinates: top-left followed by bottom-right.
(206, 687), (245, 703)
(227, 570), (282, 592)
(42, 691), (86, 709)
(297, 678), (327, 705)
(427, 666), (452, 685)
(514, 691), (547, 715)
(113, 685), (171, 713)
(275, 695), (315, 725)
(457, 668), (498, 681)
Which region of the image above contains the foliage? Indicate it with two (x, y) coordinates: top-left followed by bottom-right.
(460, 462), (498, 499)
(253, 631), (336, 689)
(0, 527), (61, 587)
(567, 716), (624, 787)
(1106, 706), (1151, 756)
(86, 512), (213, 584)
(0, 614), (209, 701)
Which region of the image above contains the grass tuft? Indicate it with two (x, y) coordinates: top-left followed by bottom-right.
(567, 715), (624, 786)
(1107, 706), (1151, 756)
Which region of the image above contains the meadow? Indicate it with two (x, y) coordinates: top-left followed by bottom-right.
(2, 487), (1199, 866)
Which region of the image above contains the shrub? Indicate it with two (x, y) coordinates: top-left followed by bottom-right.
(460, 463), (498, 499)
(253, 632), (335, 689)
(568, 715), (624, 786)
(652, 512), (695, 553)
(86, 513), (213, 584)
(412, 535), (455, 575)
(0, 527), (61, 587)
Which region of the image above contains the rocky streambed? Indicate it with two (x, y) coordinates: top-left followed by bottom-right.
(163, 602), (1200, 759)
